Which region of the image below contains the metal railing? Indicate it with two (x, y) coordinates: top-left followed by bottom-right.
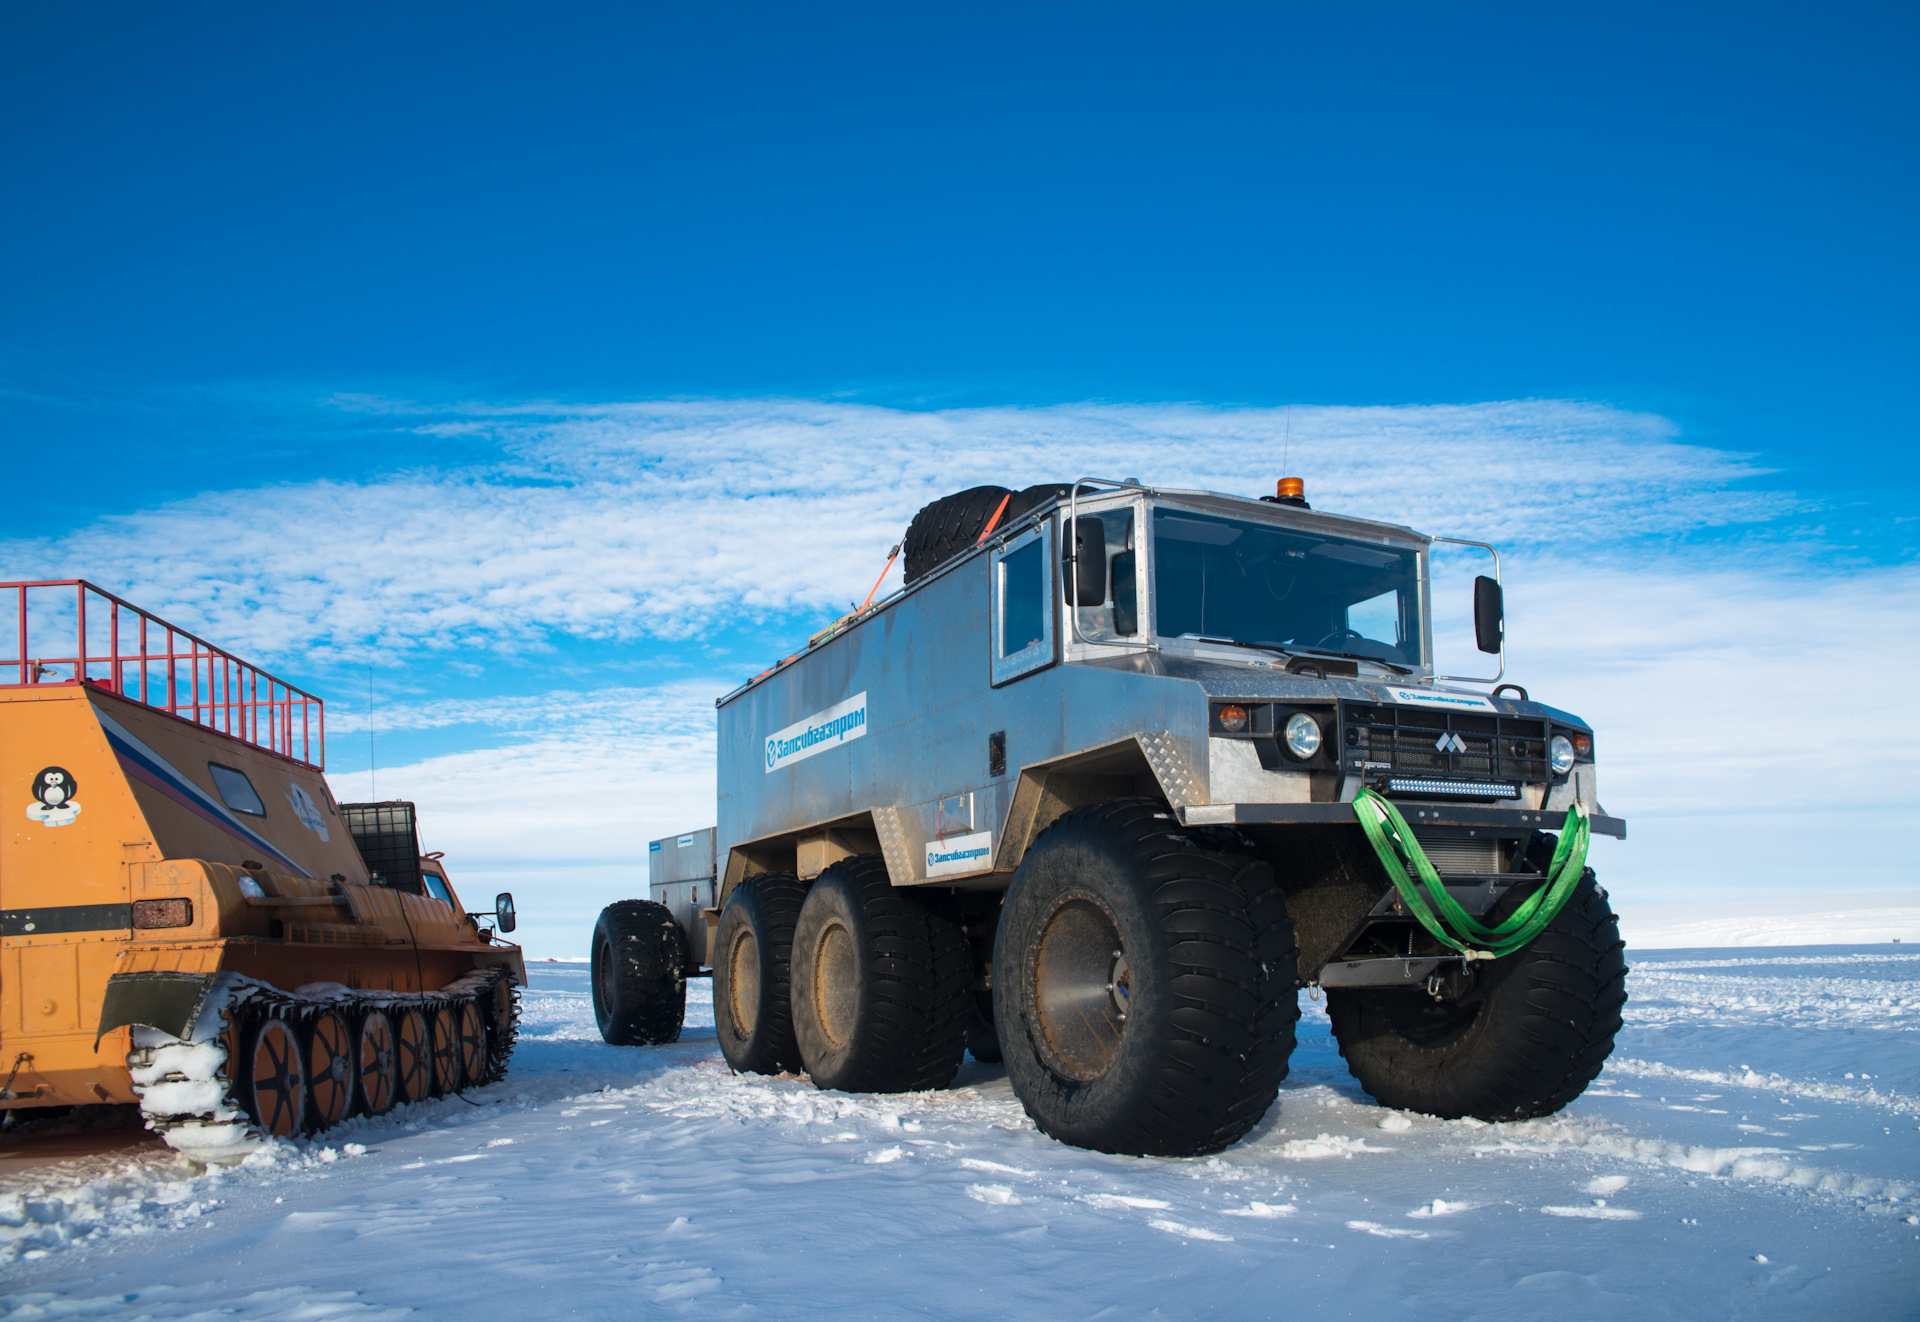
(1, 580), (324, 769)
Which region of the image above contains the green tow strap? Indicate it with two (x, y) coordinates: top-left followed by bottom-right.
(1351, 787), (1591, 961)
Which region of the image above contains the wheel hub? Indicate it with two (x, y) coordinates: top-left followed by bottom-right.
(1031, 896), (1129, 1083)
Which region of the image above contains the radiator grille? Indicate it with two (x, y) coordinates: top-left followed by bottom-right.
(1343, 704), (1548, 786)
(1411, 832), (1502, 873)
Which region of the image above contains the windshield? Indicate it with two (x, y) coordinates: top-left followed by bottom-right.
(1152, 508), (1424, 665)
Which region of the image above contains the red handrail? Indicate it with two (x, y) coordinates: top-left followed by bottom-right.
(0, 580), (324, 769)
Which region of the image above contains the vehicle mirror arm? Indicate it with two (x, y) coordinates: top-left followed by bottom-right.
(1066, 477), (1155, 653)
(1429, 535), (1506, 687)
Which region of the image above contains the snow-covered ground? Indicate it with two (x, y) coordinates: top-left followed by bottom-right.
(1617, 892), (1920, 950)
(4, 947), (1916, 1320)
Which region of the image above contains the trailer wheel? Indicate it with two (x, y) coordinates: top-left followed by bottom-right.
(713, 872), (808, 1075)
(994, 797), (1299, 1156)
(790, 856), (972, 1092)
(1326, 872), (1626, 1121)
(592, 900), (691, 1046)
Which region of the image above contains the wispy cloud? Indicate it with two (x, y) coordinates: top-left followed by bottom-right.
(0, 397), (1797, 667)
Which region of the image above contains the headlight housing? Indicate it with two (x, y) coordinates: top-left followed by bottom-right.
(1283, 712), (1322, 760)
(1549, 735), (1576, 776)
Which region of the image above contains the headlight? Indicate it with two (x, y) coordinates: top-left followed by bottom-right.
(1283, 712), (1322, 759)
(1216, 703), (1250, 733)
(1549, 735), (1575, 776)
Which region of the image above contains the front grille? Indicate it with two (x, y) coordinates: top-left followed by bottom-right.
(1343, 703), (1548, 786)
(1411, 831), (1503, 873)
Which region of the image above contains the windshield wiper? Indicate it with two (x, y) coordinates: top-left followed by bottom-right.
(1188, 635), (1294, 661)
(1287, 646), (1414, 677)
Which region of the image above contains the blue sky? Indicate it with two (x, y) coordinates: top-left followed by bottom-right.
(3, 3), (1915, 954)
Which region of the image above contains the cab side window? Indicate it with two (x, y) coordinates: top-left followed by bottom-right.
(207, 763), (267, 817)
(421, 870), (454, 905)
(991, 522), (1057, 686)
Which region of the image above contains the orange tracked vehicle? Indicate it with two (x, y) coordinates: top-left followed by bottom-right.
(0, 581), (525, 1157)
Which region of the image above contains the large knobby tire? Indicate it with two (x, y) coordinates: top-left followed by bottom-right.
(901, 483), (1072, 584)
(592, 900), (691, 1046)
(994, 798), (1300, 1157)
(713, 872), (808, 1075)
(790, 855), (972, 1092)
(1327, 872), (1627, 1121)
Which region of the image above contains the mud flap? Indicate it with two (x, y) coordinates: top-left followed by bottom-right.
(95, 971), (220, 1048)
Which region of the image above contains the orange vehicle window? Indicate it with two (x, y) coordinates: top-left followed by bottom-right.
(421, 870), (453, 905)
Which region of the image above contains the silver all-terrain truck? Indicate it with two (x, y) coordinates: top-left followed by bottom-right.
(591, 477), (1627, 1156)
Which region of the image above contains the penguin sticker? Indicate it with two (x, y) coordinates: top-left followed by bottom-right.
(26, 766), (82, 827)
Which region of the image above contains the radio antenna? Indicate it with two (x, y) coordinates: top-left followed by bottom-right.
(369, 666), (376, 801)
(1283, 403), (1292, 472)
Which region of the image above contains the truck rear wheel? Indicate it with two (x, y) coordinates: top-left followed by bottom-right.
(713, 872), (808, 1075)
(1326, 872), (1627, 1121)
(994, 798), (1299, 1157)
(790, 855), (972, 1092)
(592, 900), (691, 1046)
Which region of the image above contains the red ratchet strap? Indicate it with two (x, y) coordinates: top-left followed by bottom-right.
(859, 543), (902, 612)
(975, 494), (1013, 545)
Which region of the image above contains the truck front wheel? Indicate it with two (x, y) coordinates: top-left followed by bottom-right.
(592, 900), (690, 1046)
(994, 798), (1299, 1157)
(1326, 872), (1627, 1120)
(790, 855), (972, 1092)
(712, 872), (808, 1075)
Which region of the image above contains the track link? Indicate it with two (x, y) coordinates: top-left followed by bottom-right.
(125, 967), (519, 1160)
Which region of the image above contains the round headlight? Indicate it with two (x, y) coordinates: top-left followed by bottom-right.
(1549, 735), (1576, 776)
(1283, 712), (1322, 760)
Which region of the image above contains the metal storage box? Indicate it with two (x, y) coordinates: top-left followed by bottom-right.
(649, 828), (716, 961)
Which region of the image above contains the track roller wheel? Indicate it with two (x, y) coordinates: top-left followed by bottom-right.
(306, 1011), (354, 1130)
(247, 1018), (307, 1139)
(429, 1004), (461, 1094)
(359, 1011), (399, 1115)
(455, 1001), (487, 1086)
(395, 1007), (431, 1104)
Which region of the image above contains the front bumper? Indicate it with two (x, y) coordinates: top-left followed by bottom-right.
(1177, 802), (1627, 839)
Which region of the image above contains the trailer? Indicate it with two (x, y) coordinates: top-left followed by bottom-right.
(592, 478), (1627, 1156)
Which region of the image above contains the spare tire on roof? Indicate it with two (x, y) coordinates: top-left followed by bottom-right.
(902, 483), (1073, 585)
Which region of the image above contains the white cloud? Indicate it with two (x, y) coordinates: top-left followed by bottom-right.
(0, 397), (1793, 666)
(325, 682), (722, 958)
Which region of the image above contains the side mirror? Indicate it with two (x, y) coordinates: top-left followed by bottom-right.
(494, 892), (517, 934)
(1064, 516), (1107, 607)
(1473, 576), (1504, 654)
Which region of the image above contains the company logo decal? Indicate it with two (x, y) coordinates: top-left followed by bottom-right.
(1434, 732), (1469, 754)
(765, 692), (869, 773)
(285, 782), (330, 841)
(925, 830), (993, 879)
(26, 766), (82, 827)
(1384, 687), (1497, 714)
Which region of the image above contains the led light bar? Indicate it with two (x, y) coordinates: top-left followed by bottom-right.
(1382, 777), (1519, 800)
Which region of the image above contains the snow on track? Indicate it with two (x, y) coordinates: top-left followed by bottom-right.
(3, 946), (1916, 1320)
